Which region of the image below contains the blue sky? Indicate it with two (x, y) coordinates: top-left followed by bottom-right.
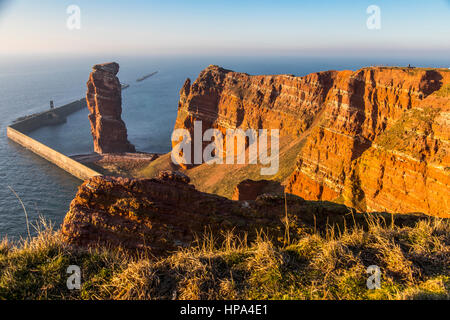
(0, 0), (449, 57)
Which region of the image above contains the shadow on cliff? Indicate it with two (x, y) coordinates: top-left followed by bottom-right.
(348, 70), (375, 161)
(420, 70), (443, 97)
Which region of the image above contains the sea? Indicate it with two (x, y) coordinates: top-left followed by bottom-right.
(0, 55), (448, 240)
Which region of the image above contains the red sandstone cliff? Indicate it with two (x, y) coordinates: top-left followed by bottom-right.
(174, 66), (450, 217)
(86, 62), (136, 154)
(61, 172), (424, 253)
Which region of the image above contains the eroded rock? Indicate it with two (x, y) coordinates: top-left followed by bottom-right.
(61, 174), (426, 254)
(86, 62), (136, 154)
(174, 65), (450, 217)
(232, 179), (283, 201)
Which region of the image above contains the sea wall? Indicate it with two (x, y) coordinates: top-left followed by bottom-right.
(10, 99), (87, 133)
(7, 98), (101, 181)
(7, 127), (101, 181)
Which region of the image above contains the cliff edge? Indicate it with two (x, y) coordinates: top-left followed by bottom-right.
(171, 66), (449, 217)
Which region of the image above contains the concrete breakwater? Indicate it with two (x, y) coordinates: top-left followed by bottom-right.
(11, 99), (87, 133)
(7, 99), (101, 181)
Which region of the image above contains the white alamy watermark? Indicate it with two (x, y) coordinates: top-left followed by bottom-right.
(66, 5), (81, 30)
(67, 265), (81, 290)
(366, 5), (381, 30)
(366, 265), (381, 289)
(171, 121), (279, 175)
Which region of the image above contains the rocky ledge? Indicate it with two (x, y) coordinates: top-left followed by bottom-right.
(61, 171), (426, 255)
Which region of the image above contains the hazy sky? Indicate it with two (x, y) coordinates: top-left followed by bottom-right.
(0, 0), (449, 57)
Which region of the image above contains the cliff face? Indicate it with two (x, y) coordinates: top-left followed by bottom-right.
(175, 66), (450, 217)
(86, 62), (136, 154)
(175, 65), (335, 137)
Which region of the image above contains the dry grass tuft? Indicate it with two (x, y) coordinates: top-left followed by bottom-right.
(0, 217), (448, 300)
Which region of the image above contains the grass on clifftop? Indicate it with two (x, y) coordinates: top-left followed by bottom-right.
(0, 217), (448, 300)
(435, 84), (450, 97)
(137, 136), (306, 198)
(374, 107), (443, 161)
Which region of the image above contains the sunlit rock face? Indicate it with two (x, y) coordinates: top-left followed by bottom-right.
(175, 65), (449, 217)
(86, 62), (135, 154)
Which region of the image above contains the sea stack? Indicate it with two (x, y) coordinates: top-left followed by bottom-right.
(86, 62), (136, 154)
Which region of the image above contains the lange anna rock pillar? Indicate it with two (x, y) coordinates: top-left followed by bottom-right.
(86, 62), (136, 154)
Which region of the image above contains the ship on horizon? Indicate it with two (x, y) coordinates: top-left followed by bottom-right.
(136, 71), (158, 82)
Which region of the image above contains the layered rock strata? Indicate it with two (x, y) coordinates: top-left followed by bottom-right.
(175, 66), (449, 217)
(86, 62), (136, 154)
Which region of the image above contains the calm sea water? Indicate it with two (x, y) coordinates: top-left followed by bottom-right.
(0, 55), (448, 240)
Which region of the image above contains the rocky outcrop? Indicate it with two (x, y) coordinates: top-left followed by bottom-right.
(61, 172), (425, 253)
(175, 66), (450, 217)
(285, 69), (450, 217)
(86, 62), (135, 154)
(175, 65), (332, 138)
(72, 152), (159, 176)
(232, 179), (283, 201)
